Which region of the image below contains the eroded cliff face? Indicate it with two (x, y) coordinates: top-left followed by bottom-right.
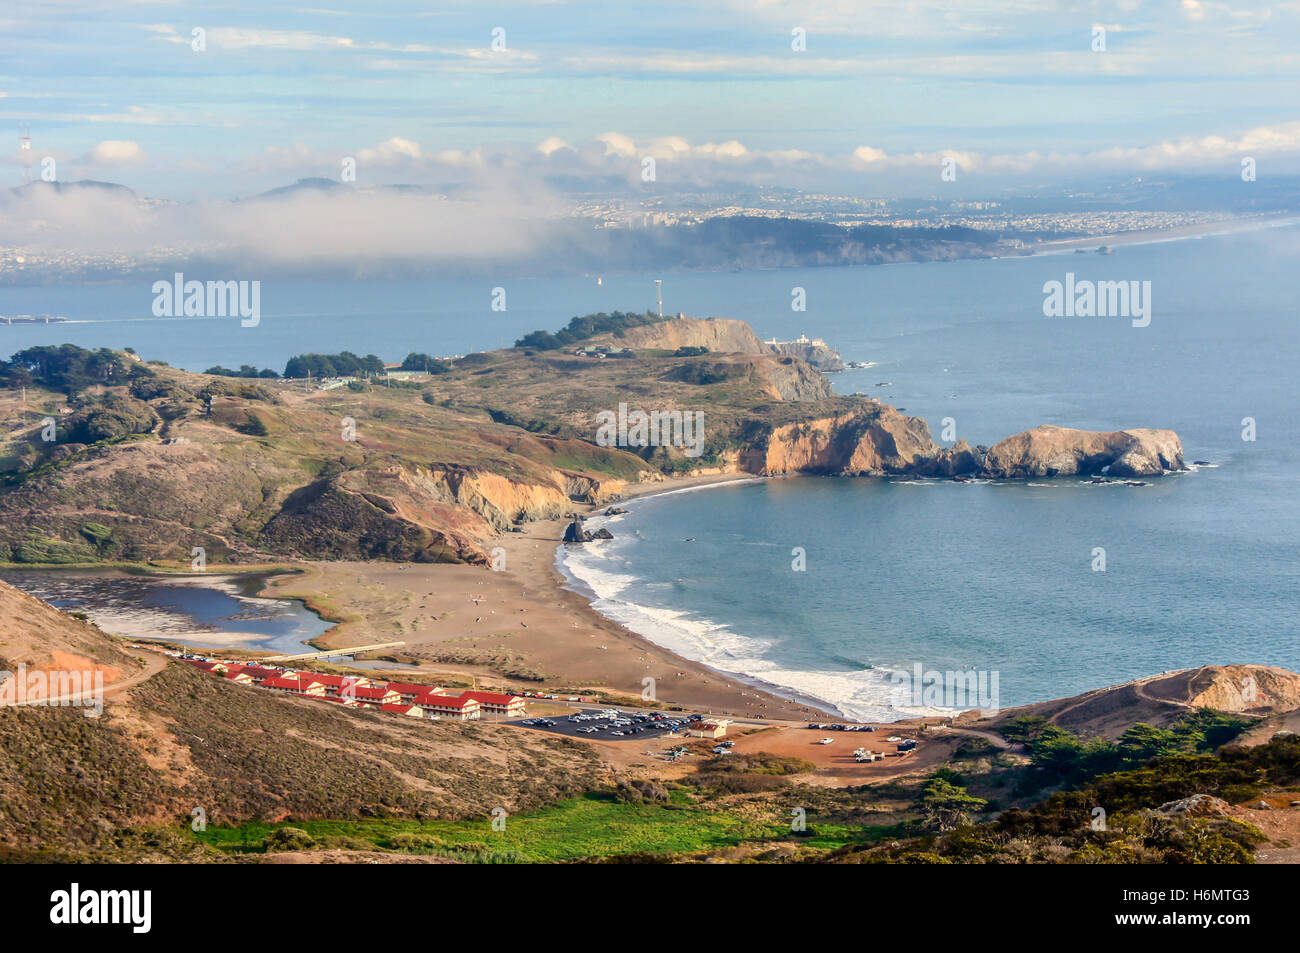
(713, 409), (1187, 482)
(981, 425), (1184, 478)
(1183, 666), (1300, 714)
(262, 462), (633, 564)
(734, 405), (976, 476)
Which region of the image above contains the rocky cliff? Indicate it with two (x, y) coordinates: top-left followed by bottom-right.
(601, 316), (846, 371)
(1147, 665), (1300, 714)
(981, 425), (1185, 478)
(765, 339), (846, 372)
(735, 405), (979, 477)
(603, 316), (766, 353)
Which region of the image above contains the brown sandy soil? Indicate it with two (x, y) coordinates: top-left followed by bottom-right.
(263, 472), (830, 722)
(1227, 796), (1300, 864)
(1237, 710), (1300, 747)
(0, 579), (167, 707)
(728, 724), (956, 788)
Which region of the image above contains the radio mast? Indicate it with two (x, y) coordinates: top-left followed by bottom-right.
(19, 123), (32, 183)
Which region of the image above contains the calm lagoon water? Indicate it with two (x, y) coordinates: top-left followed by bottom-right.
(0, 570), (332, 656)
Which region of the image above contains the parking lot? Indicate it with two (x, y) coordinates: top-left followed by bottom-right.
(509, 708), (709, 742)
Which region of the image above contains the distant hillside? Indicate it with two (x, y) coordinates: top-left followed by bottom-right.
(526, 312), (846, 370)
(0, 322), (974, 568)
(7, 179), (137, 199)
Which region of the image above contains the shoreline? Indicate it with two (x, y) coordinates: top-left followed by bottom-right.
(253, 470), (833, 722)
(1024, 212), (1300, 256)
(553, 473), (851, 719)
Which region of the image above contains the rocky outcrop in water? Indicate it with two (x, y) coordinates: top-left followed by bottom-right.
(980, 425), (1184, 478)
(562, 520), (613, 543)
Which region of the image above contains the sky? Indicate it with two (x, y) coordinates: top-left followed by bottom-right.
(2, 0), (1300, 199)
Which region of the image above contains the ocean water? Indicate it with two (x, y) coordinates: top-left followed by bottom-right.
(4, 226), (1299, 718)
(555, 227), (1300, 720)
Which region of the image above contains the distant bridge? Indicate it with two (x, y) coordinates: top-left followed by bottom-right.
(261, 641), (407, 663)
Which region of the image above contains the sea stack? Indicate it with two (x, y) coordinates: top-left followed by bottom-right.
(980, 425), (1185, 479)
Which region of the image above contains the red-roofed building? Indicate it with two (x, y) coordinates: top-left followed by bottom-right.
(412, 692), (481, 720)
(320, 695), (362, 708)
(239, 665), (287, 681)
(380, 703), (425, 718)
(687, 720), (730, 739)
(385, 682), (445, 704)
(185, 659), (228, 674)
(224, 671), (255, 685)
(260, 676), (326, 697)
(345, 685), (402, 706)
(293, 672), (347, 693)
(293, 672), (376, 695)
(457, 691), (526, 717)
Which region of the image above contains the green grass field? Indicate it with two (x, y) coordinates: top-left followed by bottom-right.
(192, 791), (876, 862)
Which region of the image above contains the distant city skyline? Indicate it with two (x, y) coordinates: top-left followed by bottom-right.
(3, 1), (1300, 199)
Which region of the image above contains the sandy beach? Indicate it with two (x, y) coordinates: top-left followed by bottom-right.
(1026, 212), (1300, 255)
(262, 471), (829, 722)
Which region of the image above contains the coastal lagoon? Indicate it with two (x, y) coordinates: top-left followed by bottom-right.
(4, 224), (1299, 717)
(0, 570), (332, 656)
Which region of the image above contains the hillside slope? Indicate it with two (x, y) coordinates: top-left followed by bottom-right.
(0, 577), (139, 682)
(0, 583), (605, 861)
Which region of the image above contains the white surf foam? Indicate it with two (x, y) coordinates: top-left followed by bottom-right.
(558, 506), (964, 722)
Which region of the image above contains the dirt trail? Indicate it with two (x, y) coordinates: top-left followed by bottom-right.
(1, 648), (167, 710)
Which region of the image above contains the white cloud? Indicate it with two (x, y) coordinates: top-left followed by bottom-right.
(536, 136), (573, 155)
(142, 23), (435, 54)
(357, 136), (423, 162)
(88, 140), (146, 163)
(595, 132), (638, 158)
(249, 124), (1300, 193)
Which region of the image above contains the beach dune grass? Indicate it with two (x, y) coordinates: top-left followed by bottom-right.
(192, 791), (871, 862)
